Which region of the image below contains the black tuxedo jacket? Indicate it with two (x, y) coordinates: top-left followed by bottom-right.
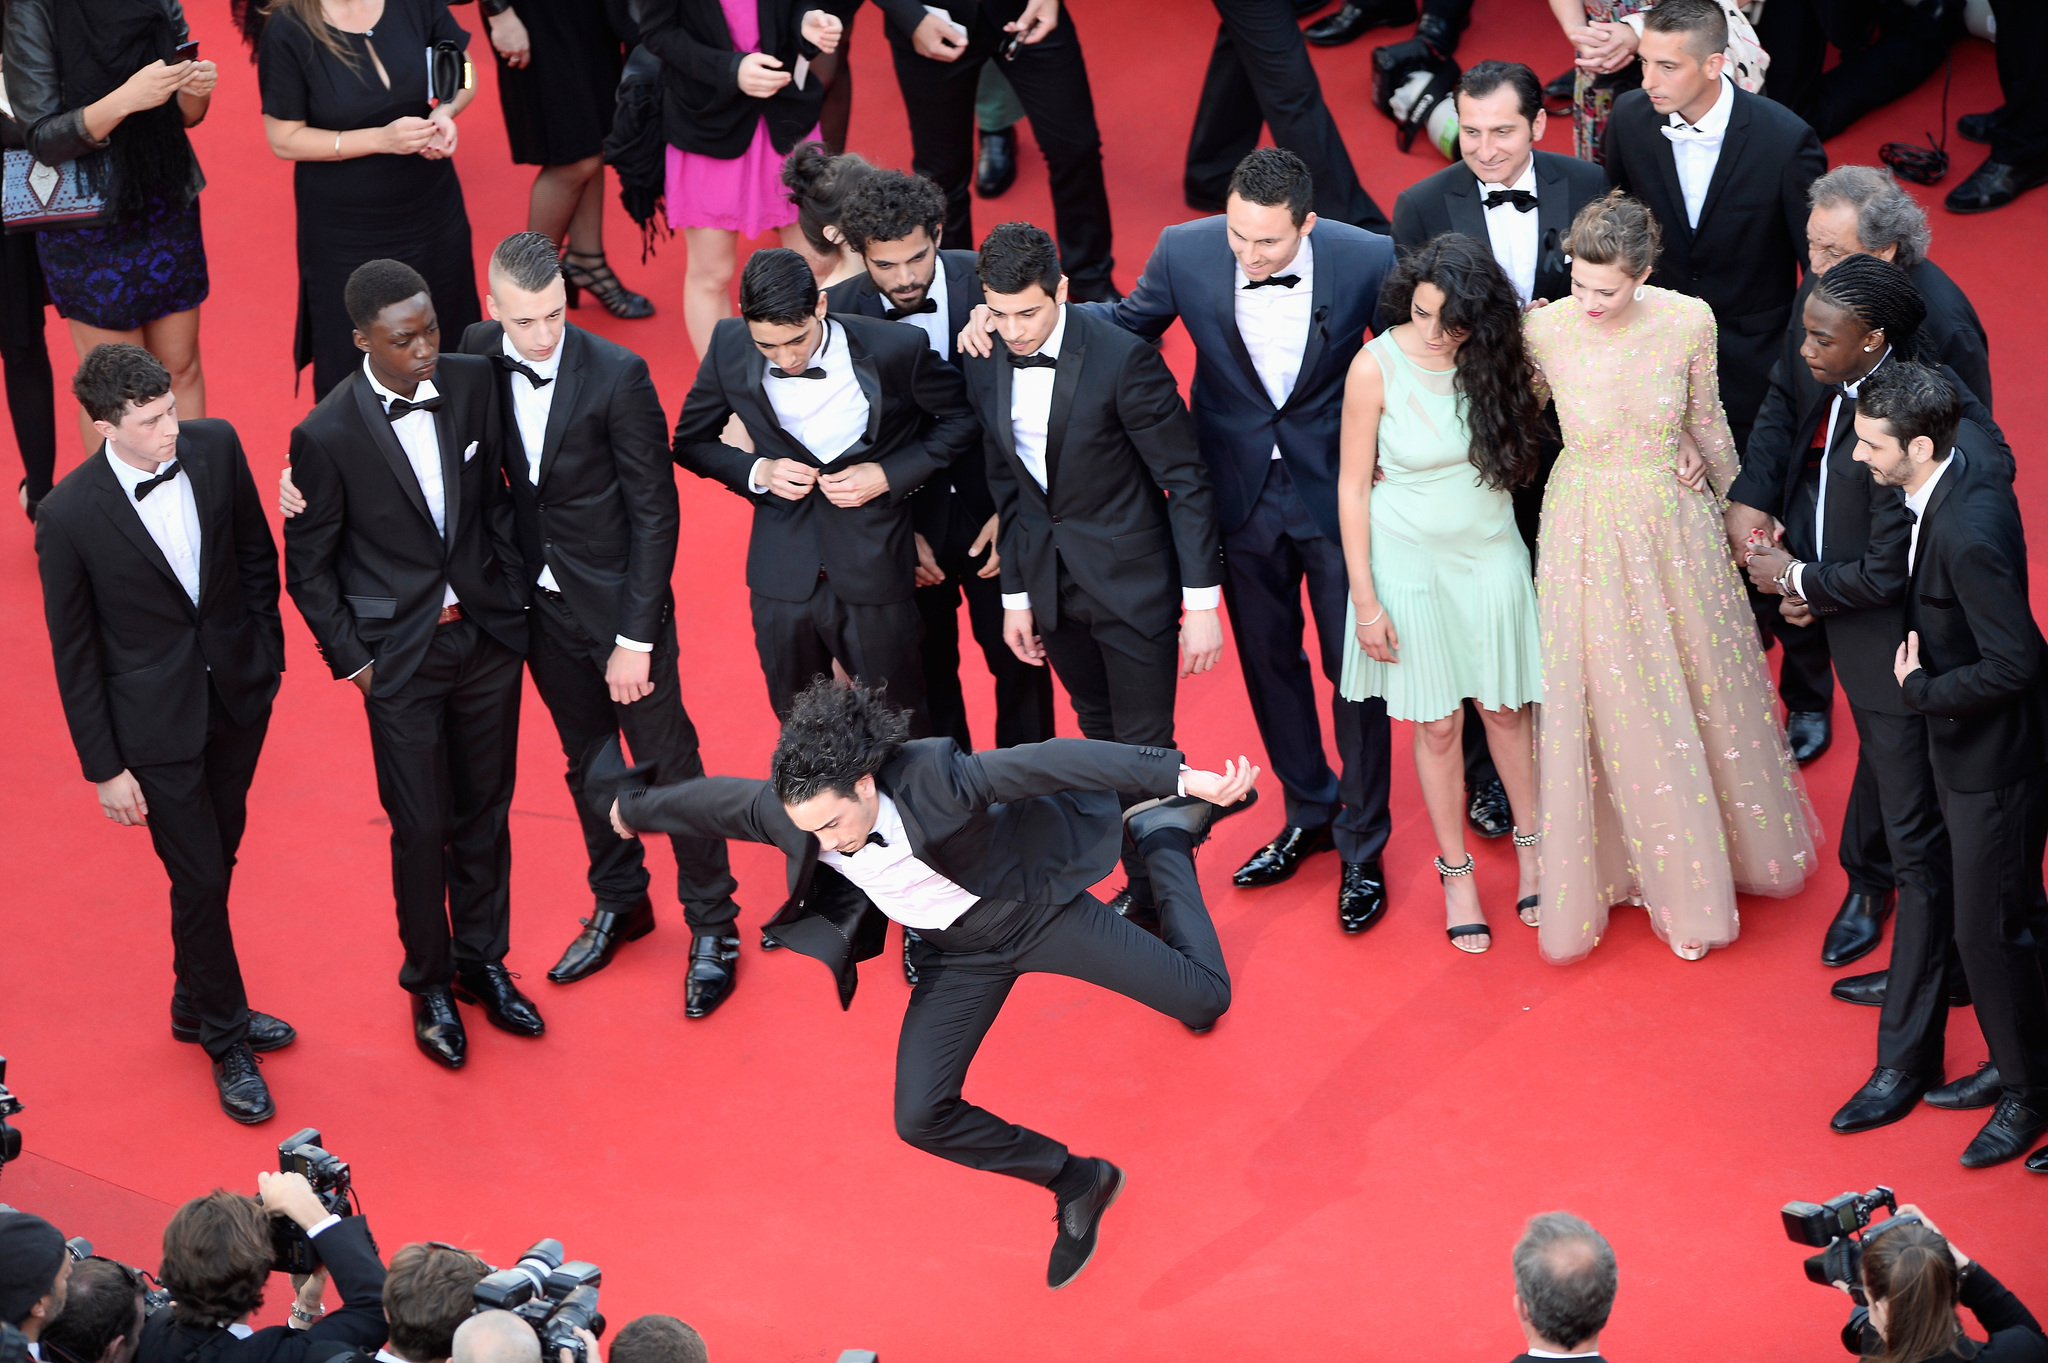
(1389, 150), (1610, 311)
(1603, 85), (1826, 434)
(638, 0), (856, 158)
(36, 421), (284, 783)
(283, 356), (528, 696)
(138, 1217), (387, 1363)
(461, 320), (678, 646)
(1900, 448), (2048, 793)
(965, 306), (1222, 636)
(1076, 216), (1393, 549)
(672, 311), (978, 606)
(618, 736), (1186, 1006)
(825, 250), (998, 529)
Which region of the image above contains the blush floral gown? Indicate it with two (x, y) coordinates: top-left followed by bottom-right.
(1524, 287), (1817, 963)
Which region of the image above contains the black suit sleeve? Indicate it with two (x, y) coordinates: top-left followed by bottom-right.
(876, 340), (974, 508)
(619, 775), (790, 843)
(638, 0), (745, 94)
(35, 510), (123, 783)
(1943, 324), (1994, 414)
(1799, 486), (1909, 614)
(1602, 111), (1629, 191)
(1956, 394), (2014, 484)
(1960, 1267), (2048, 1362)
(1390, 187), (1428, 253)
(225, 430), (286, 673)
(1078, 232), (1180, 341)
(302, 1218), (387, 1352)
(670, 342), (763, 499)
(961, 738), (1186, 804)
(1901, 536), (2046, 719)
(281, 424), (373, 682)
(611, 355), (681, 644)
(1116, 341), (1222, 593)
(1728, 355), (1799, 513)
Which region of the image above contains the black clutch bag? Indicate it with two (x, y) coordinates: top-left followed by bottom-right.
(426, 41), (473, 108)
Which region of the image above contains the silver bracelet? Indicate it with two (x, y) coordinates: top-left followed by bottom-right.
(1359, 606), (1385, 628)
(333, 130), (343, 157)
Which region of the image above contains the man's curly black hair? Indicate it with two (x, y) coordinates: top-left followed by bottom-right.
(771, 679), (912, 805)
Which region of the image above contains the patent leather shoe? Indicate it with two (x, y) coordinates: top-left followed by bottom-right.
(454, 964), (546, 1036)
(684, 934), (740, 1018)
(1232, 824), (1333, 887)
(1542, 68), (1576, 111)
(1831, 1066), (1939, 1134)
(412, 988), (467, 1069)
(1305, 0), (1416, 46)
(975, 125), (1018, 199)
(174, 1007), (296, 1052)
(2027, 1143), (2048, 1173)
(1338, 860), (1387, 933)
(1927, 1063), (2002, 1111)
(1960, 1097), (2048, 1168)
(1466, 776), (1512, 839)
(1786, 710), (1831, 764)
(1958, 108), (2002, 144)
(1945, 156), (2048, 214)
(212, 1043), (275, 1124)
(1105, 885), (1162, 936)
(1822, 889), (1895, 967)
(1047, 1159), (1125, 1289)
(1830, 969), (1970, 1009)
(547, 897), (656, 983)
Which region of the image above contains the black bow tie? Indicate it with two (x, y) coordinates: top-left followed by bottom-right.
(1243, 274), (1300, 289)
(385, 394), (443, 421)
(1006, 351), (1058, 370)
(494, 354), (553, 388)
(132, 460), (181, 501)
(1483, 188), (1539, 213)
(884, 297), (938, 321)
(864, 831), (888, 849)
(769, 364), (827, 380)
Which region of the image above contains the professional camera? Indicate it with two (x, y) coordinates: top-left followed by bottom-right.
(272, 1129), (356, 1275)
(56, 1236), (175, 1318)
(0, 1058), (24, 1173)
(1782, 1186), (1923, 1305)
(472, 1241), (605, 1363)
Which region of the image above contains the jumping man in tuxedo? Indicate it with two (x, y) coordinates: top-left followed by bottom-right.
(37, 345), (291, 1123)
(601, 678), (1258, 1287)
(283, 259), (540, 1071)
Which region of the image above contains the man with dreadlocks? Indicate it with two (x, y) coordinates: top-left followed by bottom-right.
(1739, 253), (2013, 1140)
(588, 677), (1256, 1289)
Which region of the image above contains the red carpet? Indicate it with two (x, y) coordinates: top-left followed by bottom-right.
(1, 3), (2041, 1359)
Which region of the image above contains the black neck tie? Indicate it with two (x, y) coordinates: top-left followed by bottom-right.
(1483, 188), (1539, 213)
(494, 354), (552, 388)
(769, 364), (826, 380)
(133, 460), (181, 501)
(1243, 274), (1300, 289)
(1006, 351), (1058, 370)
(884, 297), (938, 321)
(385, 394), (443, 421)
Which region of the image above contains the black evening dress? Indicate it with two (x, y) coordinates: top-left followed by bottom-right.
(494, 0), (629, 166)
(257, 0), (481, 398)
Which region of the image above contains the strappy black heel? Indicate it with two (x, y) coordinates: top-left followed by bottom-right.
(563, 249), (656, 319)
(1513, 825), (1540, 926)
(1437, 854), (1489, 953)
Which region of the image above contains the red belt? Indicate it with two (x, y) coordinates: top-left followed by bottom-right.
(438, 603), (465, 626)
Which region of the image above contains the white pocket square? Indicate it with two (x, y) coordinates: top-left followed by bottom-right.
(463, 440), (479, 463)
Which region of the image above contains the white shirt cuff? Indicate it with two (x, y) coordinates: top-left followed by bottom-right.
(306, 1214), (342, 1238)
(1001, 592), (1032, 611)
(1182, 586), (1221, 611)
(748, 458), (772, 494)
(1790, 563), (1806, 599)
(345, 661), (372, 681)
(1177, 764), (1189, 798)
(614, 636), (652, 652)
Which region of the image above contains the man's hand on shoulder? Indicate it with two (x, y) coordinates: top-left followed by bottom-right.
(958, 304), (998, 358)
(279, 465), (306, 518)
(1182, 756), (1259, 807)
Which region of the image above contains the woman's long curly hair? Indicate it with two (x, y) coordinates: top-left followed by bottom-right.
(1376, 232), (1544, 491)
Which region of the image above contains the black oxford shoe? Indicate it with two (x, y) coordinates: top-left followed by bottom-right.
(1305, 0), (1416, 46)
(547, 898), (656, 984)
(1822, 889), (1895, 967)
(1786, 711), (1831, 764)
(412, 987), (467, 1069)
(1466, 777), (1512, 839)
(1232, 824), (1333, 888)
(1830, 969), (1971, 1009)
(1338, 860), (1387, 933)
(1960, 1097), (2048, 1168)
(454, 964), (546, 1036)
(1958, 107), (2002, 144)
(1945, 156), (2048, 214)
(976, 125), (1018, 199)
(1543, 68), (1576, 111)
(760, 928), (781, 950)
(174, 1007), (296, 1052)
(1927, 1063), (2002, 1111)
(1047, 1159), (1125, 1289)
(684, 934), (741, 1018)
(1831, 1066), (1940, 1134)
(212, 1043), (275, 1124)
(1124, 786), (1258, 851)
(1106, 885), (1162, 936)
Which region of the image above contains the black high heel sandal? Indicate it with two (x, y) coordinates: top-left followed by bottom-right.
(563, 250), (656, 320)
(1437, 854), (1489, 953)
(1513, 825), (1540, 926)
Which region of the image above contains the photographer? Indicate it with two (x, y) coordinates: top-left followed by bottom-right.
(450, 1313), (538, 1363)
(1848, 1207), (2047, 1363)
(375, 1246), (487, 1363)
(141, 1172), (385, 1363)
(607, 1317), (703, 1363)
(0, 1211), (70, 1356)
(40, 1259), (145, 1363)
(1508, 1212), (1616, 1362)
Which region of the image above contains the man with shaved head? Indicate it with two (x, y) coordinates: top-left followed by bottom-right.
(451, 1313), (540, 1363)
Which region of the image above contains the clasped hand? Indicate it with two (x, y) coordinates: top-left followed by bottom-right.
(1182, 756), (1260, 807)
(737, 11), (842, 97)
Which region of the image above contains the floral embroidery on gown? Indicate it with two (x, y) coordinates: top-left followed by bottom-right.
(1525, 287), (1817, 963)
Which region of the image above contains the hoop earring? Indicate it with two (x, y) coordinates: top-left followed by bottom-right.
(1632, 285), (1647, 302)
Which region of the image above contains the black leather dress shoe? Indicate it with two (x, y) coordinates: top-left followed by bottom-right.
(684, 934), (741, 1018)
(1106, 885), (1162, 936)
(1831, 1066), (1939, 1134)
(1047, 1159), (1125, 1289)
(760, 928), (781, 950)
(1822, 889), (1895, 967)
(1466, 777), (1511, 839)
(454, 964), (546, 1036)
(212, 1043), (276, 1124)
(976, 125), (1018, 199)
(1124, 786), (1258, 850)
(1786, 711), (1831, 764)
(1543, 68), (1576, 110)
(1830, 969), (1970, 1009)
(1958, 107), (2002, 144)
(547, 898), (656, 984)
(2027, 1143), (2048, 1173)
(1960, 1097), (2048, 1168)
(1232, 824), (1333, 887)
(1927, 1063), (2002, 1111)
(902, 928), (922, 986)
(1946, 156), (2048, 214)
(412, 988), (467, 1069)
(174, 1008), (296, 1052)
(1305, 0), (1416, 46)
(1338, 860), (1387, 933)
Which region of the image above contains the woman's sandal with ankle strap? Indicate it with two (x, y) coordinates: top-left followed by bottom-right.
(1435, 854), (1489, 952)
(1512, 825), (1540, 927)
(563, 250), (656, 320)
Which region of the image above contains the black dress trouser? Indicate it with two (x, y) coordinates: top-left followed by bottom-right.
(131, 683), (267, 1060)
(1937, 767), (2048, 1107)
(750, 576), (932, 735)
(1755, 0), (1956, 143)
(363, 617), (523, 994)
(1989, 0), (2048, 169)
(894, 836), (1231, 1183)
(886, 0), (1115, 298)
(917, 496), (1056, 752)
(525, 589), (740, 931)
(1185, 0), (1390, 233)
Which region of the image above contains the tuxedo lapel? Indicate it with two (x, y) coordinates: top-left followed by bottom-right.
(89, 455), (187, 607)
(1694, 93), (1751, 235)
(537, 329), (585, 486)
(349, 376), (437, 532)
(1285, 258), (1332, 415)
(1445, 174), (1489, 245)
(992, 350), (1017, 461)
(1210, 234), (1269, 405)
(1045, 311), (1086, 491)
(183, 437), (217, 608)
(943, 252), (977, 341)
(1643, 108), (1691, 241)
(433, 400), (461, 553)
(1534, 157), (1573, 299)
(845, 326), (884, 447)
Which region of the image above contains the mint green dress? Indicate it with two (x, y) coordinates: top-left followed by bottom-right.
(1337, 329), (1543, 722)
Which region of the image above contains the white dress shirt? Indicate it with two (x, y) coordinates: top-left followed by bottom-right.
(818, 793), (981, 930)
(1789, 350), (1888, 599)
(761, 319), (871, 466)
(1233, 233), (1315, 459)
(1477, 158), (1540, 304)
(105, 444), (202, 605)
(1662, 73), (1734, 229)
(362, 359), (459, 609)
(1525, 1350), (1600, 1359)
(1904, 452), (1953, 575)
(896, 264), (951, 360)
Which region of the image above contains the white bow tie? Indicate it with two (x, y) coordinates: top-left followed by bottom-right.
(1661, 121), (1722, 148)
